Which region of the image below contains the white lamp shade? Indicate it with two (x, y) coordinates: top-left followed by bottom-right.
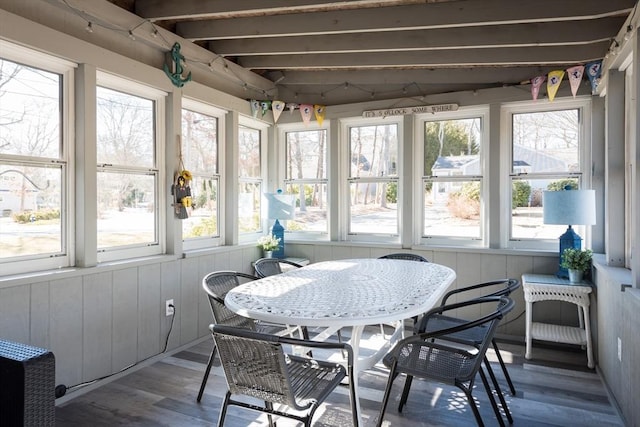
(543, 189), (596, 225)
(265, 193), (296, 220)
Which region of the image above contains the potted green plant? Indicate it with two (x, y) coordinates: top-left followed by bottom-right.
(560, 248), (593, 283)
(257, 234), (280, 258)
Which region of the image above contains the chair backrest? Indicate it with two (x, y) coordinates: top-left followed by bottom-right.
(412, 296), (514, 380)
(441, 278), (520, 305)
(378, 253), (429, 262)
(202, 271), (258, 329)
(254, 257), (303, 278)
(212, 325), (300, 408)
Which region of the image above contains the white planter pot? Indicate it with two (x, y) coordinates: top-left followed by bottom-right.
(263, 250), (273, 259)
(568, 269), (583, 283)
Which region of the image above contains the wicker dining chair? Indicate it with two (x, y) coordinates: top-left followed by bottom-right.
(197, 271), (285, 402)
(212, 324), (359, 427)
(254, 257), (304, 278)
(376, 296), (515, 427)
(378, 253), (429, 263)
(413, 278), (521, 396)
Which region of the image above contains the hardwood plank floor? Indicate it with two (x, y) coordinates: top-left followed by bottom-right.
(55, 334), (623, 426)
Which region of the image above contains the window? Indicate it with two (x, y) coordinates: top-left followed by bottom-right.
(343, 119), (400, 241)
(0, 42), (74, 275)
(418, 108), (487, 246)
(238, 123), (263, 238)
(181, 100), (225, 249)
(96, 74), (165, 261)
(283, 127), (328, 237)
(502, 99), (590, 249)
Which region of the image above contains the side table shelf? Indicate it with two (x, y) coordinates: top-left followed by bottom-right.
(522, 274), (594, 368)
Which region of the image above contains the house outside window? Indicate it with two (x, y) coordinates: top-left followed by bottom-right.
(417, 107), (487, 247)
(502, 98), (591, 250)
(0, 42), (74, 275)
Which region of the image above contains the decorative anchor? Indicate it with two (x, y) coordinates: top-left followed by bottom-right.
(164, 42), (192, 88)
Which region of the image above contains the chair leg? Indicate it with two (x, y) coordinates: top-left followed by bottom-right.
(265, 401), (276, 427)
(478, 366), (505, 427)
(197, 343), (217, 402)
(376, 367), (399, 427)
(216, 391), (231, 427)
(484, 357), (513, 424)
(492, 339), (516, 395)
(459, 381), (485, 427)
(398, 374), (415, 412)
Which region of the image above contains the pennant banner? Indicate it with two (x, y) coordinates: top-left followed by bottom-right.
(313, 104), (326, 126)
(531, 75), (545, 101)
(547, 70), (565, 102)
(567, 65), (585, 98)
(272, 100), (285, 123)
(260, 100), (271, 117)
(586, 60), (602, 94)
(286, 103), (299, 114)
(300, 104), (313, 125)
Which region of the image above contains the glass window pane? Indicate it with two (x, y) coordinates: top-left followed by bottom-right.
(284, 183), (327, 233)
(286, 130), (326, 179)
(423, 179), (481, 238)
(239, 126), (260, 178)
(181, 108), (219, 240)
(349, 181), (398, 234)
(97, 171), (156, 248)
(512, 109), (579, 173)
(97, 87), (154, 167)
(238, 181), (261, 233)
(0, 59), (61, 159)
(182, 176), (218, 238)
(425, 118), (481, 176)
(0, 164), (63, 258)
(511, 177), (581, 240)
(350, 124), (398, 178)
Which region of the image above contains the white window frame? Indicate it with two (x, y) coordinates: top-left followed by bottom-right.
(237, 115), (269, 244)
(500, 97), (592, 251)
(96, 72), (166, 262)
(414, 106), (489, 248)
(277, 122), (330, 241)
(181, 98), (226, 250)
(0, 40), (76, 276)
(339, 116), (403, 243)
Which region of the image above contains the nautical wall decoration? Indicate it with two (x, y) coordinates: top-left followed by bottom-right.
(164, 42), (192, 88)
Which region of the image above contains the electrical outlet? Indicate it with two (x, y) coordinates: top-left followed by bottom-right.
(166, 299), (174, 316)
(617, 337), (622, 362)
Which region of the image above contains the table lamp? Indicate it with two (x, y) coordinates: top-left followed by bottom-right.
(265, 190), (295, 258)
(542, 188), (596, 278)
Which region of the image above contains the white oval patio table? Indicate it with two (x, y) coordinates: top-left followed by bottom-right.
(225, 258), (456, 426)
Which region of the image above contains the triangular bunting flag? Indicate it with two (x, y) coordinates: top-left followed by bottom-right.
(300, 104), (313, 125)
(272, 100), (285, 123)
(585, 60), (602, 94)
(567, 65), (584, 98)
(250, 99), (260, 118)
(531, 75), (545, 101)
(547, 70), (565, 102)
(260, 101), (271, 117)
(313, 105), (326, 126)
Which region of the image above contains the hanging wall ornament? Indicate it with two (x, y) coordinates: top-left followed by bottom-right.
(313, 105), (326, 126)
(250, 99), (260, 117)
(585, 60), (602, 94)
(272, 100), (285, 123)
(531, 75), (545, 101)
(547, 70), (565, 102)
(300, 104), (313, 125)
(260, 100), (271, 116)
(567, 65), (585, 98)
(163, 43), (192, 88)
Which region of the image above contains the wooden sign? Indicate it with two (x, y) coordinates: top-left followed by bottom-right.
(362, 103), (458, 118)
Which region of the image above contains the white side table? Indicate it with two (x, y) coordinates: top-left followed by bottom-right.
(522, 273), (594, 368)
